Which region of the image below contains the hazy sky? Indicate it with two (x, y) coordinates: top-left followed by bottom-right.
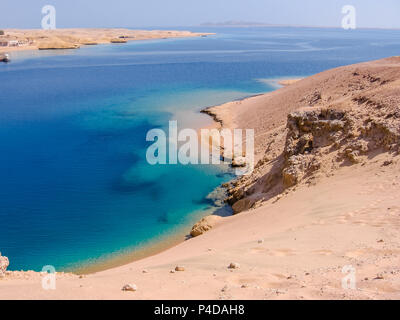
(1, 0), (400, 29)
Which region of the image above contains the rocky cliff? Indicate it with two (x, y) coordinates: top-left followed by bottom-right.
(222, 57), (400, 214)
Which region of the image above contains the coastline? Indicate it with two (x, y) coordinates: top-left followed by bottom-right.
(0, 28), (214, 55)
(1, 28), (239, 276)
(0, 76), (301, 275)
(3, 76), (298, 275)
(75, 102), (238, 274)
(1, 55), (400, 299)
(73, 186), (232, 274)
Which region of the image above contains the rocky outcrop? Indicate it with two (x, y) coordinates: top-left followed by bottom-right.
(223, 60), (400, 214)
(0, 253), (9, 277)
(190, 215), (222, 237)
(282, 101), (399, 187)
(282, 108), (348, 187)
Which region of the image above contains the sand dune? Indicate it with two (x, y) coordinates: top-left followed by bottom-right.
(1, 57), (399, 299)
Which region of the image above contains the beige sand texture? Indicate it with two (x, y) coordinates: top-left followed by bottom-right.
(1, 57), (400, 300)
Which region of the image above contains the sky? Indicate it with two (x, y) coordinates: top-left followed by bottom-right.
(1, 0), (400, 29)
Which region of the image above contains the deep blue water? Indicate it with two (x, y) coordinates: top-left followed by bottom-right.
(1, 27), (400, 271)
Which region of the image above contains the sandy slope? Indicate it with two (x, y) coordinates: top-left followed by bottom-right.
(1, 57), (400, 300)
(1, 157), (399, 299)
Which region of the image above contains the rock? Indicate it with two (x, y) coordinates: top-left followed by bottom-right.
(175, 266), (185, 272)
(0, 253), (9, 277)
(232, 198), (254, 214)
(258, 239), (264, 244)
(170, 270), (175, 273)
(383, 160), (393, 166)
(142, 269), (149, 273)
(190, 215), (222, 237)
(228, 262), (240, 269)
(122, 284), (137, 292)
(205, 186), (228, 207)
(0, 53), (10, 63)
(110, 38), (127, 43)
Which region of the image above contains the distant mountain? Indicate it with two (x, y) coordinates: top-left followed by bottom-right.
(200, 21), (277, 27)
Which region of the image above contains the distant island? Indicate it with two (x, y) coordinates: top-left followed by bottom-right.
(201, 20), (278, 27)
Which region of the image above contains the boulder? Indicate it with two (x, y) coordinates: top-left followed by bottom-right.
(122, 284), (137, 292)
(231, 198), (254, 214)
(190, 215), (222, 237)
(228, 262), (240, 269)
(175, 266), (185, 272)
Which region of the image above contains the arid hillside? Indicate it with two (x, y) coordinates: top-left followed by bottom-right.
(206, 57), (400, 214)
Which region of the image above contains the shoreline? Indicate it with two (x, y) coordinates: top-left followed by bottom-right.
(0, 29), (336, 278)
(0, 28), (215, 55)
(77, 77), (301, 274)
(3, 78), (298, 275)
(200, 77), (303, 131)
(1, 57), (400, 299)
(73, 196), (232, 274)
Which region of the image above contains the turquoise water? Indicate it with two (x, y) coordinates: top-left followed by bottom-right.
(1, 27), (400, 271)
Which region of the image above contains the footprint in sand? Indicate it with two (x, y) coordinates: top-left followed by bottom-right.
(250, 247), (298, 256)
(312, 249), (333, 256)
(250, 247), (267, 254)
(267, 249), (298, 257)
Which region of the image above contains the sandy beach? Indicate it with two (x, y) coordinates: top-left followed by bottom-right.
(1, 55), (399, 299)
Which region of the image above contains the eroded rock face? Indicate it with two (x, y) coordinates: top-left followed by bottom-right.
(220, 60), (400, 214)
(190, 215), (222, 237)
(0, 253), (9, 277)
(282, 105), (400, 188)
(282, 109), (347, 187)
(225, 101), (399, 213)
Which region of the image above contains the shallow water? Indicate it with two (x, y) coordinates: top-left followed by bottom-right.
(1, 27), (400, 271)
